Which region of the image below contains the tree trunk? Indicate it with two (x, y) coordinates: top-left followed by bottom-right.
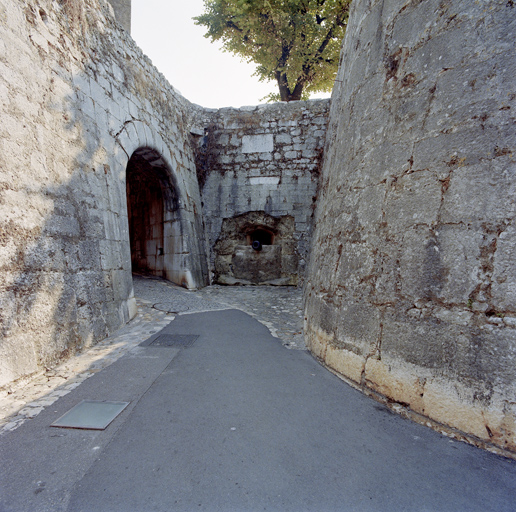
(276, 72), (304, 101)
(291, 80), (305, 101)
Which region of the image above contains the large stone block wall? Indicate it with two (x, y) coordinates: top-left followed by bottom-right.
(0, 0), (208, 389)
(305, 0), (516, 455)
(197, 101), (329, 285)
(106, 0), (130, 33)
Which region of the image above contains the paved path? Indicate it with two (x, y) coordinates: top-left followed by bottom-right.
(135, 275), (306, 349)
(0, 276), (304, 432)
(1, 277), (516, 511)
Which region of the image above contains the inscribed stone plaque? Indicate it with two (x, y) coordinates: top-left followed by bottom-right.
(242, 134), (274, 153)
(249, 177), (280, 186)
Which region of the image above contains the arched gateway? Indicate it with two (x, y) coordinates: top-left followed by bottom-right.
(125, 146), (206, 289)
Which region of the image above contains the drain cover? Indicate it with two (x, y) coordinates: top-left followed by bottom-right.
(51, 400), (129, 430)
(149, 334), (199, 348)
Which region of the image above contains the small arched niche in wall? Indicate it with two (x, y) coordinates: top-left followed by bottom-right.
(213, 212), (298, 285)
(247, 226), (275, 250)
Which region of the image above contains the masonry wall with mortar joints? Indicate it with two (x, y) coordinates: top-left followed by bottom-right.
(2, 0), (516, 461)
(0, 0), (328, 390)
(195, 100), (330, 285)
(305, 0), (516, 456)
(0, 0), (208, 389)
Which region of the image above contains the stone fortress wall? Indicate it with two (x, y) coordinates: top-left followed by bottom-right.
(0, 0), (209, 389)
(106, 0), (130, 33)
(305, 0), (516, 455)
(196, 101), (329, 285)
(1, 0), (515, 457)
(0, 0), (327, 389)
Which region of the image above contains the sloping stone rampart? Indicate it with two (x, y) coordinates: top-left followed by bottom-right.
(305, 0), (516, 455)
(0, 0), (208, 389)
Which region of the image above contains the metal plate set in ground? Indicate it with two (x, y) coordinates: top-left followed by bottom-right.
(51, 400), (129, 430)
(148, 334), (199, 348)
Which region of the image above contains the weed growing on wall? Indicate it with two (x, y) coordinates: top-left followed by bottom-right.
(192, 124), (220, 189)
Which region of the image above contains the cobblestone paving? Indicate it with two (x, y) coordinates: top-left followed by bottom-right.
(0, 276), (304, 433)
(134, 274), (305, 349)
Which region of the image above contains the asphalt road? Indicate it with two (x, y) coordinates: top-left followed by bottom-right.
(1, 310), (515, 511)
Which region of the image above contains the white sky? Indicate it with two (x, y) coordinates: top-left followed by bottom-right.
(131, 0), (330, 109)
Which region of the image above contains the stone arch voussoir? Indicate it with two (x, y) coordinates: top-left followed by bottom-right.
(117, 120), (206, 289)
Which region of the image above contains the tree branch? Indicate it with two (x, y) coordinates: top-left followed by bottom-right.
(314, 9), (348, 60)
(226, 19), (243, 32)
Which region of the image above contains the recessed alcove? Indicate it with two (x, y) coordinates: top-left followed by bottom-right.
(247, 227), (275, 247)
(213, 212), (298, 285)
(126, 152), (165, 276)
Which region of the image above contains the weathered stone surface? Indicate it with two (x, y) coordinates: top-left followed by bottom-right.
(106, 0), (131, 33)
(305, 0), (516, 455)
(213, 212), (299, 285)
(0, 0), (208, 389)
(194, 100), (329, 285)
(232, 245), (282, 282)
(242, 134), (274, 154)
(2, 0), (515, 461)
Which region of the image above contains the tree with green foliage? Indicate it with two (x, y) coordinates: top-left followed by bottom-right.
(194, 0), (351, 102)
